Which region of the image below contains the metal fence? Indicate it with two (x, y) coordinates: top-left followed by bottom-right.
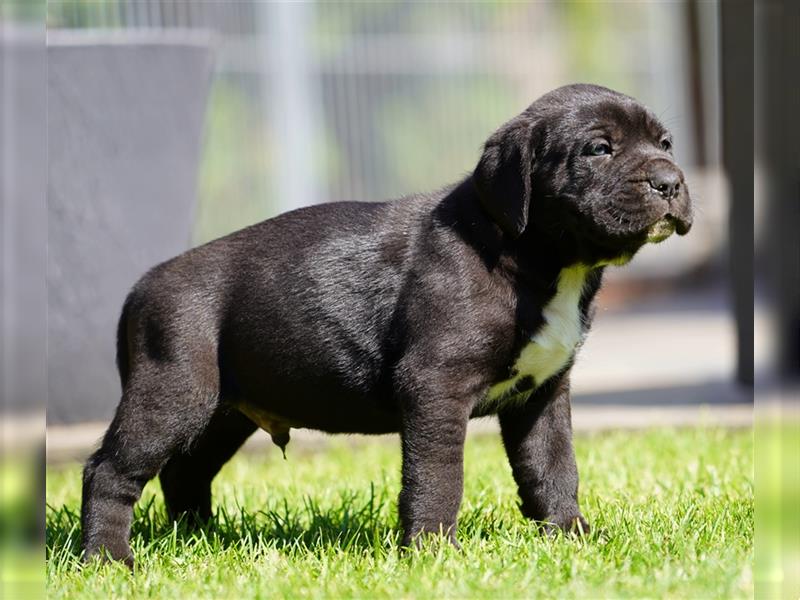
(36, 1), (737, 425)
(47, 1), (717, 248)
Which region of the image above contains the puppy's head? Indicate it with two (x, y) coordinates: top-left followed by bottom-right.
(474, 83), (693, 261)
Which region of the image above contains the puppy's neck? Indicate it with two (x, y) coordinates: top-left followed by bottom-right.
(435, 178), (606, 284)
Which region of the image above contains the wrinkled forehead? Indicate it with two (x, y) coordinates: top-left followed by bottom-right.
(570, 99), (667, 140)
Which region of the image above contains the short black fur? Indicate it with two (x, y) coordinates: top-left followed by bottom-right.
(80, 84), (692, 565)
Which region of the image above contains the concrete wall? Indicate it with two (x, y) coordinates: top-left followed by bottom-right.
(47, 32), (213, 423)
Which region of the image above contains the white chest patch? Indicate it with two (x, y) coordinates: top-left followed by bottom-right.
(482, 265), (590, 410)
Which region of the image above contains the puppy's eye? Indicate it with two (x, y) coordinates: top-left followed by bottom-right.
(660, 138), (672, 152)
(586, 141), (612, 156)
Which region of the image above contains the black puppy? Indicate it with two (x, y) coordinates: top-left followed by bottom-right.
(81, 84), (692, 565)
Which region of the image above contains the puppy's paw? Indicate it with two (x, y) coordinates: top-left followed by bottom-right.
(401, 525), (461, 551)
(540, 514), (590, 537)
(82, 543), (135, 570)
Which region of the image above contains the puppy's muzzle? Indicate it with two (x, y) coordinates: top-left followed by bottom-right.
(647, 162), (682, 201)
(645, 159), (692, 239)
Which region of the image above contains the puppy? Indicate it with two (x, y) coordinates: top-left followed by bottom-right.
(80, 84), (692, 565)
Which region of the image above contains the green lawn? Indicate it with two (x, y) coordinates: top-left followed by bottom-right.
(47, 426), (753, 599)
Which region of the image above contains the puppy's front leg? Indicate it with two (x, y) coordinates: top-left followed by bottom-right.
(398, 386), (472, 547)
(498, 376), (589, 534)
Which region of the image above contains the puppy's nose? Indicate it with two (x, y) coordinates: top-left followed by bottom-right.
(648, 164), (682, 199)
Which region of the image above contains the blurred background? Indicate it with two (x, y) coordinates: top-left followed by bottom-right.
(5, 0), (797, 595)
(30, 0), (744, 428)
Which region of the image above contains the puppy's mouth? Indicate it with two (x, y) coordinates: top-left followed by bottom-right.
(584, 210), (692, 249)
(645, 213), (691, 244)
(646, 217), (675, 244)
(646, 210), (692, 242)
(554, 190), (693, 259)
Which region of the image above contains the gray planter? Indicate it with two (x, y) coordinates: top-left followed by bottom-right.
(47, 31), (213, 424)
(1, 26), (46, 417)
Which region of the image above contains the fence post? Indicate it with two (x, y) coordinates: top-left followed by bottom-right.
(258, 1), (322, 214)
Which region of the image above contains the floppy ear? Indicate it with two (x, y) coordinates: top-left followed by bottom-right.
(473, 126), (534, 239)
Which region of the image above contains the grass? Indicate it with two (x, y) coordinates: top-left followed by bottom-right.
(47, 426), (753, 599)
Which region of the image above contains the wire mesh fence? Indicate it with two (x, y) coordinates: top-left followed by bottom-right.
(35, 1), (735, 426)
(46, 1), (709, 247)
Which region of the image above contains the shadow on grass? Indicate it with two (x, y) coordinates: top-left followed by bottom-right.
(46, 483), (524, 567)
(46, 484), (406, 564)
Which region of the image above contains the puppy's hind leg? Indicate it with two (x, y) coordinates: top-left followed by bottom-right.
(159, 408), (257, 526)
(80, 358), (220, 567)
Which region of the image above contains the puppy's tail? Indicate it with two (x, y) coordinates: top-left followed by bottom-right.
(115, 294), (133, 389)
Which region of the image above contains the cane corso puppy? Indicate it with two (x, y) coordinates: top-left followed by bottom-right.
(81, 83), (692, 565)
